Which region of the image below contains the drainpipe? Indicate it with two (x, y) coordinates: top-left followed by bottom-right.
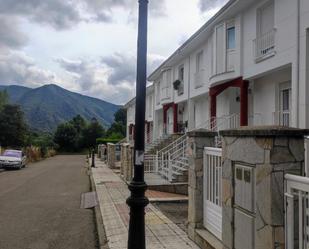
(295, 0), (300, 127)
(187, 55), (191, 131)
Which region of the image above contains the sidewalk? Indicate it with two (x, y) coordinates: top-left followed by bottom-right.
(91, 159), (200, 249)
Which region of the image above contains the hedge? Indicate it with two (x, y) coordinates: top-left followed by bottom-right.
(96, 138), (122, 145)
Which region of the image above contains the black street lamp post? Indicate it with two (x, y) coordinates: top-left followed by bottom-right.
(126, 1), (149, 249)
(91, 149), (95, 168)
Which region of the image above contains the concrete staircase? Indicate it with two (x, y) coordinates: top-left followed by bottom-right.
(145, 134), (183, 155)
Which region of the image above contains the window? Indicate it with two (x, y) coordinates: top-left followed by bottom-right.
(177, 65), (184, 96)
(179, 65), (184, 81)
(279, 87), (291, 126)
(196, 50), (204, 73)
(227, 27), (235, 49)
(257, 1), (274, 36)
(148, 95), (153, 117)
(156, 82), (160, 104)
(161, 70), (171, 99)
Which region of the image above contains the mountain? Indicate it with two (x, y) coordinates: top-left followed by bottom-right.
(0, 84), (121, 132)
(0, 85), (31, 102)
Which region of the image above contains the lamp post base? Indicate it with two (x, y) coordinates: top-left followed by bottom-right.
(126, 181), (149, 249)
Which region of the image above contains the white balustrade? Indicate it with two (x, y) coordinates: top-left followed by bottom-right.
(253, 29), (276, 61)
(285, 174), (309, 249)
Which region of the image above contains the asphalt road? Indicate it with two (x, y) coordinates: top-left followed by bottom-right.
(0, 155), (99, 249)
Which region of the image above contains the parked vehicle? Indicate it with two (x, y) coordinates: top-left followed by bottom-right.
(0, 150), (27, 170)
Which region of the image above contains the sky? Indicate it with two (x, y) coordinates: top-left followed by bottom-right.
(0, 0), (228, 105)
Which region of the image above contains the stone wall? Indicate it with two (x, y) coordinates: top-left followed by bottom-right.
(107, 143), (116, 169)
(220, 127), (308, 249)
(120, 143), (133, 182)
(186, 130), (216, 248)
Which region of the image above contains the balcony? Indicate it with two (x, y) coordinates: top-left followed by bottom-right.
(161, 86), (171, 101)
(273, 111), (290, 127)
(253, 29), (276, 62)
(194, 69), (205, 89)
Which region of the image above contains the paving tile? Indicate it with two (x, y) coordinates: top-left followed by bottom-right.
(92, 159), (200, 249)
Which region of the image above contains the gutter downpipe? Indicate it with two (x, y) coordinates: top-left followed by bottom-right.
(296, 0), (300, 127)
(187, 55), (191, 132)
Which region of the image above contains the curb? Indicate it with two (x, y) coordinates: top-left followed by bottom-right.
(88, 164), (110, 249)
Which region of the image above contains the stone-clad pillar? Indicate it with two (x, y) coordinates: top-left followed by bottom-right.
(120, 143), (134, 182)
(220, 127), (308, 249)
(107, 143), (116, 169)
(186, 129), (216, 243)
(120, 143), (127, 176)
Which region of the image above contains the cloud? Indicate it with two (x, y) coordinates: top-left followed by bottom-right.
(82, 0), (166, 23)
(198, 0), (229, 12)
(0, 51), (58, 87)
(0, 15), (28, 51)
(101, 53), (136, 86)
(57, 53), (165, 104)
(0, 0), (167, 30)
(101, 52), (165, 86)
(0, 0), (82, 30)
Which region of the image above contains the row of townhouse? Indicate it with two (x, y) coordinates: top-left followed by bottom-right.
(125, 0), (309, 143)
(122, 1), (309, 247)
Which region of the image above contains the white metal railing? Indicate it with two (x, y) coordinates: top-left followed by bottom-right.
(157, 134), (188, 182)
(249, 113), (262, 126)
(193, 113), (240, 132)
(191, 114), (240, 148)
(203, 147), (223, 240)
(273, 111), (290, 127)
(214, 114), (240, 131)
(253, 29), (276, 60)
(145, 133), (170, 152)
(285, 174), (309, 249)
(194, 69), (205, 89)
(161, 86), (171, 100)
(144, 154), (157, 173)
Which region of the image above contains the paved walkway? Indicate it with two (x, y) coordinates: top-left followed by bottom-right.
(92, 160), (200, 249)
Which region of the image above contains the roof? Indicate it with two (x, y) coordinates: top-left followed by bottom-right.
(148, 0), (242, 81)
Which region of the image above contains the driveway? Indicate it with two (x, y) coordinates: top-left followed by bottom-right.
(0, 155), (98, 249)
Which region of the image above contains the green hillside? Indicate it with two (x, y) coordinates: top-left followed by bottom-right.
(0, 84), (121, 132)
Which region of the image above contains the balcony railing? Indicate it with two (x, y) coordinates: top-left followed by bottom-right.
(253, 29), (276, 61)
(194, 69), (205, 89)
(161, 86), (171, 100)
(273, 111), (290, 127)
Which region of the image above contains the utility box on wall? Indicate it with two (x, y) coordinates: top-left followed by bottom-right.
(235, 164), (255, 212)
(234, 164), (255, 249)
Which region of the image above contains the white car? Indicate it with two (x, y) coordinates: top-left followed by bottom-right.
(0, 150), (27, 170)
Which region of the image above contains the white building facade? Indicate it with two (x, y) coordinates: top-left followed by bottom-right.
(125, 0), (309, 143)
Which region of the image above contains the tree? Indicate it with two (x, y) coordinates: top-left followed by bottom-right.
(106, 108), (126, 138)
(0, 90), (9, 111)
(82, 120), (105, 149)
(54, 123), (78, 151)
(69, 115), (86, 133)
(107, 122), (126, 138)
(0, 104), (28, 147)
(114, 108), (126, 125)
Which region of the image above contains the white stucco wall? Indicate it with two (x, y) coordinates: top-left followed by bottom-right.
(252, 67), (291, 125)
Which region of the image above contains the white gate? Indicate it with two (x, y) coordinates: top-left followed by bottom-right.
(203, 147), (223, 240)
(285, 174), (309, 249)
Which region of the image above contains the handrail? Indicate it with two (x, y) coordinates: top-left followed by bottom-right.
(157, 133), (186, 154)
